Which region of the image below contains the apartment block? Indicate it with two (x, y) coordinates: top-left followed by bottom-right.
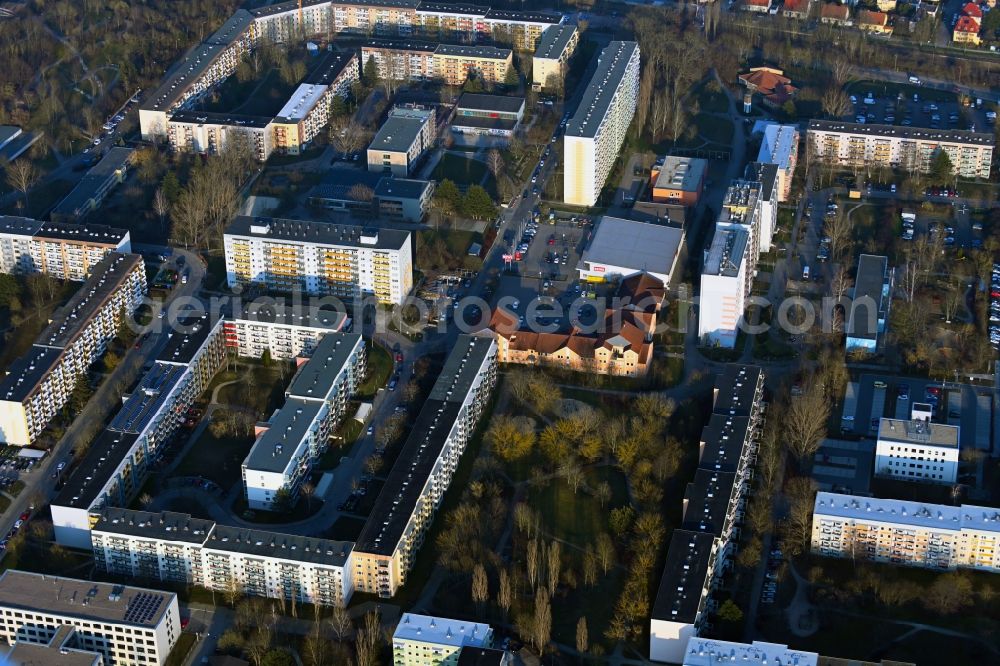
(698, 226), (750, 348)
(481, 9), (561, 50)
(251, 0), (334, 43)
(651, 366), (764, 663)
(811, 492), (1000, 572)
(166, 111), (275, 162)
(563, 41), (640, 207)
(450, 93), (524, 146)
(367, 106), (436, 177)
(392, 613), (494, 666)
(224, 302), (351, 360)
(242, 333), (365, 509)
(90, 508), (354, 608)
(0, 217), (131, 281)
(353, 334), (497, 597)
(755, 122), (798, 202)
(375, 176), (435, 222)
(0, 570), (180, 666)
(331, 0), (422, 38)
(272, 50), (360, 155)
(0, 253), (146, 446)
(361, 39), (438, 82)
(52, 316), (227, 548)
(51, 148), (135, 222)
(680, 637), (915, 666)
(4, 624), (106, 665)
(649, 156), (707, 206)
(744, 162), (779, 253)
(224, 216), (414, 304)
(875, 417), (959, 484)
(807, 120), (994, 179)
(433, 43), (512, 86)
(846, 254), (892, 352)
(532, 23), (578, 92)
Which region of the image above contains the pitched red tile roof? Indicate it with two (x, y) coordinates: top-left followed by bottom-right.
(961, 2), (983, 17)
(955, 14), (981, 32)
(783, 0), (811, 14)
(820, 3), (850, 20)
(859, 9), (888, 24)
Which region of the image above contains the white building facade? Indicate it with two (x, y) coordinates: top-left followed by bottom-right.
(392, 613), (494, 666)
(875, 417), (959, 484)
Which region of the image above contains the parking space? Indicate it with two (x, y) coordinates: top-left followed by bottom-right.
(846, 88), (994, 132)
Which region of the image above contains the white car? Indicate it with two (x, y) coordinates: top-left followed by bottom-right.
(181, 274), (188, 284)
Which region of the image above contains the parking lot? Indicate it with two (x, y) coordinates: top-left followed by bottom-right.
(846, 86), (995, 132)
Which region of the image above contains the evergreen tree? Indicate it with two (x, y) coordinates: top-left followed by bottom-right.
(363, 55), (379, 86)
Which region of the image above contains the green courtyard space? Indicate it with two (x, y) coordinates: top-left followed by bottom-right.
(432, 153), (489, 189)
(529, 466), (629, 548)
(169, 410), (255, 490)
(357, 343), (393, 399)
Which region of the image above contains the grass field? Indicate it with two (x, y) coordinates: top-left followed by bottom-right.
(357, 344), (393, 398)
(531, 466), (629, 548)
(165, 632), (197, 666)
(432, 153), (488, 187)
(170, 415), (254, 490)
(695, 114), (734, 146)
(215, 362), (291, 416)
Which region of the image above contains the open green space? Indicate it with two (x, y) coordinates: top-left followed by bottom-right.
(415, 228), (483, 273)
(1, 179), (75, 218)
(529, 466), (629, 548)
(170, 414), (254, 490)
(695, 113), (734, 146)
(214, 361), (292, 416)
(432, 153), (488, 187)
(165, 632), (197, 666)
(357, 344), (392, 398)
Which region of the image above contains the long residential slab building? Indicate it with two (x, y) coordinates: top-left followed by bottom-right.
(650, 365), (765, 664)
(811, 491), (1000, 572)
(224, 216), (413, 304)
(140, 2), (562, 140)
(563, 41), (640, 207)
(806, 120), (994, 179)
(361, 40), (513, 86)
(0, 253), (146, 446)
(0, 216), (131, 281)
(0, 570), (181, 666)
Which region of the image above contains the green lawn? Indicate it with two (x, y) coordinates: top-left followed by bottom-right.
(215, 362), (291, 416)
(357, 344), (393, 398)
(432, 153), (489, 187)
(7, 480), (24, 498)
(530, 466), (629, 548)
(170, 416), (254, 490)
(165, 632), (197, 666)
(695, 114), (734, 146)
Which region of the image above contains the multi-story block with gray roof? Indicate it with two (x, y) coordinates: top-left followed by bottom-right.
(0, 216), (131, 281)
(367, 106), (436, 177)
(242, 333), (366, 510)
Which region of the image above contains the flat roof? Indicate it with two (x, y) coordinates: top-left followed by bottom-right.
(808, 119), (995, 146)
(250, 0), (331, 18)
(206, 8), (254, 45)
(309, 169), (384, 202)
(581, 216), (683, 276)
(54, 430), (141, 510)
(374, 177), (433, 200)
(653, 156), (707, 193)
(757, 123), (798, 170)
(0, 345), (64, 404)
(450, 115), (518, 131)
(369, 112), (431, 154)
(434, 44), (511, 59)
(682, 639), (818, 666)
(142, 42), (231, 113)
(206, 524), (353, 567)
(745, 161), (778, 201)
(534, 23), (577, 60)
(703, 226), (748, 278)
(91, 508), (215, 544)
(457, 647), (508, 666)
(276, 84), (331, 123)
(168, 110), (273, 129)
(156, 314), (220, 366)
(712, 364), (762, 416)
(393, 613), (492, 648)
(357, 335), (494, 555)
(37, 253), (142, 349)
(699, 414), (751, 474)
(877, 417), (959, 448)
(847, 254), (888, 341)
(812, 492), (1000, 534)
(82, 147), (133, 179)
(238, 303), (349, 331)
(483, 7), (562, 23)
(361, 38), (437, 53)
(303, 50), (358, 86)
(333, 0), (421, 8)
(566, 41), (638, 139)
(0, 570), (175, 628)
(0, 215), (41, 237)
(244, 397), (325, 474)
(650, 529), (715, 623)
(456, 93), (524, 114)
(683, 469), (737, 536)
(7, 636), (102, 666)
(108, 363), (186, 434)
(0, 126), (20, 147)
(417, 1), (485, 15)
(226, 216), (411, 251)
(35, 220), (129, 246)
(286, 333), (363, 401)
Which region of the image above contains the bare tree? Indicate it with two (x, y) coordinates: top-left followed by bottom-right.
(782, 477), (818, 556)
(830, 57), (855, 86)
(526, 538), (540, 589)
(5, 160), (40, 209)
(301, 481), (316, 510)
(486, 149), (504, 178)
(596, 533), (615, 575)
(559, 460), (583, 494)
(824, 211), (853, 262)
(329, 604), (352, 641)
(347, 183), (375, 203)
(498, 568), (512, 619)
(821, 88), (852, 119)
(329, 118), (373, 155)
(353, 611), (381, 666)
(785, 384), (831, 463)
(575, 616), (589, 654)
(472, 563), (489, 611)
(532, 588), (552, 654)
(546, 540), (561, 597)
(153, 187), (169, 231)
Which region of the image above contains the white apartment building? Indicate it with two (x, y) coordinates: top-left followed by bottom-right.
(812, 492), (1000, 572)
(807, 120), (994, 179)
(0, 217), (131, 281)
(0, 570), (181, 666)
(532, 24), (578, 91)
(874, 417), (959, 484)
(744, 162), (779, 254)
(755, 122), (798, 202)
(353, 334), (498, 598)
(251, 0), (335, 43)
(361, 39), (437, 82)
(225, 303), (351, 360)
(681, 638), (818, 666)
(698, 226), (751, 348)
(166, 111), (276, 162)
(367, 106), (436, 177)
(90, 508), (355, 608)
(52, 316), (228, 549)
(242, 333), (365, 510)
(393, 613), (494, 666)
(0, 253), (146, 446)
(224, 217), (414, 305)
(563, 41), (640, 207)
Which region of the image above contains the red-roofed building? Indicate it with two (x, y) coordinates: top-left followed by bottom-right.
(820, 3), (851, 24)
(743, 0), (771, 13)
(961, 2), (983, 21)
(953, 14), (982, 44)
(858, 9), (892, 34)
(738, 67), (799, 110)
(782, 0), (812, 19)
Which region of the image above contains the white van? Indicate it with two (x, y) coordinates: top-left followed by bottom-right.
(908, 75), (921, 85)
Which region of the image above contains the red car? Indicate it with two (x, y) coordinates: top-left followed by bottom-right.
(395, 352), (403, 363)
(18, 513), (28, 522)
